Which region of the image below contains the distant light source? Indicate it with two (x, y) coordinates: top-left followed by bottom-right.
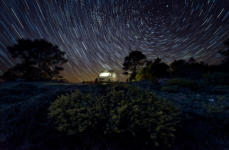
(112, 73), (116, 78)
(99, 72), (111, 78)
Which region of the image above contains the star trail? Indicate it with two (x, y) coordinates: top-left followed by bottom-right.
(0, 0), (229, 82)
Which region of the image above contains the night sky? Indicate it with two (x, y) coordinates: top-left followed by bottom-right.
(0, 0), (229, 82)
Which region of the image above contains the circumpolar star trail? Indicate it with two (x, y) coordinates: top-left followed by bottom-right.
(0, 0), (229, 82)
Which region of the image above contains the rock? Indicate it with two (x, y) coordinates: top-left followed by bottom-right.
(208, 98), (215, 102)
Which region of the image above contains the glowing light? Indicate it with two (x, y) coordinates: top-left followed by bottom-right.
(99, 72), (111, 78)
(112, 73), (116, 78)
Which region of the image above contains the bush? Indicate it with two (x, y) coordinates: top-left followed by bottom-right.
(202, 101), (229, 137)
(165, 78), (201, 91)
(207, 85), (229, 95)
(203, 72), (229, 85)
(135, 58), (170, 82)
(48, 84), (181, 148)
(161, 85), (179, 93)
(202, 99), (229, 119)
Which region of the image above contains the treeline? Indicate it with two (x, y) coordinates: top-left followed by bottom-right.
(123, 39), (229, 83)
(1, 38), (229, 83)
(135, 57), (229, 81)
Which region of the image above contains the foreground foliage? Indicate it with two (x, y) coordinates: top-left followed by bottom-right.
(161, 78), (203, 93)
(1, 82), (229, 150)
(48, 84), (181, 148)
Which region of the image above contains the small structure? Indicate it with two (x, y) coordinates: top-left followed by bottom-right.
(97, 70), (118, 82)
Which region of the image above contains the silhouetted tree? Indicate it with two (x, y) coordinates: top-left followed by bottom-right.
(152, 58), (170, 78)
(188, 57), (196, 64)
(220, 38), (229, 64)
(171, 58), (208, 78)
(135, 58), (170, 81)
(2, 39), (68, 81)
(123, 51), (147, 81)
(170, 59), (187, 77)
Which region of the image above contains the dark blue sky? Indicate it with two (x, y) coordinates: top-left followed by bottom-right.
(0, 0), (229, 82)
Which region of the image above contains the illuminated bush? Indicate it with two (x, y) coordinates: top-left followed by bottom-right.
(48, 84), (181, 148)
(48, 90), (96, 135)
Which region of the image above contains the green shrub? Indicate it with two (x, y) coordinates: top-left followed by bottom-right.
(48, 84), (181, 148)
(165, 78), (201, 91)
(161, 85), (179, 93)
(48, 90), (95, 135)
(135, 68), (158, 83)
(202, 100), (229, 117)
(207, 85), (229, 94)
(203, 72), (229, 85)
